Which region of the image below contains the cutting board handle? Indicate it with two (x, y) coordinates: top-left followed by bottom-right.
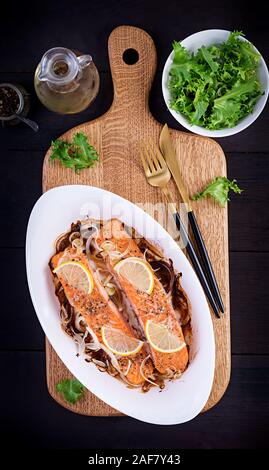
(108, 26), (157, 114)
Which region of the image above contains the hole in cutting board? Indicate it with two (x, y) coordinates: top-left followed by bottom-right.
(122, 48), (139, 65)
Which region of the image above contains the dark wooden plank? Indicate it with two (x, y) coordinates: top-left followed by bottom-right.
(230, 253), (269, 354)
(1, 249), (268, 354)
(1, 147), (269, 251)
(0, 351), (268, 448)
(0, 151), (43, 249)
(1, 249), (44, 351)
(227, 153), (269, 253)
(1, 70), (269, 153)
(1, 0), (268, 74)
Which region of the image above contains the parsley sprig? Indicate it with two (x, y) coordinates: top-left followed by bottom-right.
(56, 378), (85, 404)
(50, 132), (99, 172)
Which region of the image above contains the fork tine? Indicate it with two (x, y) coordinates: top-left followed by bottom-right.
(150, 140), (167, 169)
(156, 146), (167, 167)
(141, 141), (155, 173)
(139, 148), (151, 177)
(147, 140), (161, 170)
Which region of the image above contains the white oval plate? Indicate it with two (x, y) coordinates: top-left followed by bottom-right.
(26, 185), (215, 425)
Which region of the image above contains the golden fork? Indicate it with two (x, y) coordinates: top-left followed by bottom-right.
(139, 140), (220, 317)
(140, 140), (176, 210)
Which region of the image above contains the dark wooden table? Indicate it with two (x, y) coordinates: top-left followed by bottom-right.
(1, 0), (268, 449)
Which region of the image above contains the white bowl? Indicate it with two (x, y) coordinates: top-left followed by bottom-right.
(26, 185), (215, 425)
(162, 29), (269, 137)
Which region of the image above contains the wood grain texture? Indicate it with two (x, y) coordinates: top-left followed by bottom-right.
(42, 25), (230, 416)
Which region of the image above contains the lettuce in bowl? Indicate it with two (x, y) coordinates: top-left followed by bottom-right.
(168, 31), (263, 130)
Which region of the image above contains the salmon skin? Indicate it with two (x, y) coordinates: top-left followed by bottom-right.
(50, 247), (153, 386)
(96, 219), (189, 375)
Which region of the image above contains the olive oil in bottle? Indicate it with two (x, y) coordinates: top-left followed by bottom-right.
(34, 47), (99, 114)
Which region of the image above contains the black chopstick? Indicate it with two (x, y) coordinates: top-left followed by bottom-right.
(174, 212), (220, 318)
(188, 211), (224, 313)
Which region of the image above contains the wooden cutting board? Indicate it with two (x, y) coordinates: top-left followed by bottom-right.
(43, 25), (230, 416)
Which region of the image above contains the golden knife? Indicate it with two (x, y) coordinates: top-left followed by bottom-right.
(159, 124), (224, 313)
(159, 124), (192, 212)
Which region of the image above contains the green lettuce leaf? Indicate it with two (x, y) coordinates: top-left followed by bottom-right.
(200, 46), (219, 72)
(50, 132), (99, 172)
(192, 176), (242, 207)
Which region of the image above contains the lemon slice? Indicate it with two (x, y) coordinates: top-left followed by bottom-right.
(102, 326), (144, 356)
(145, 320), (186, 354)
(114, 257), (154, 294)
(53, 261), (94, 294)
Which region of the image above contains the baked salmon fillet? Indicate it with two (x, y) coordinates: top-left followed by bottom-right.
(96, 219), (189, 375)
(50, 246), (153, 386)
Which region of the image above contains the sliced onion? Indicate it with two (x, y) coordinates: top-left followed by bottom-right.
(100, 241), (116, 252)
(86, 236), (102, 258)
(160, 367), (182, 380)
(107, 242), (131, 261)
(122, 359), (132, 377)
(81, 224), (101, 258)
(60, 305), (71, 325)
(92, 358), (107, 368)
(99, 342), (140, 387)
(103, 275), (113, 287)
(69, 231), (81, 243)
(107, 251), (124, 261)
(71, 237), (84, 251)
(85, 342), (100, 351)
(107, 369), (118, 377)
(55, 232), (71, 253)
(120, 376), (141, 388)
(74, 314), (87, 332)
(95, 268), (111, 283)
(149, 259), (175, 293)
(72, 329), (88, 356)
(85, 236), (93, 257)
(139, 355), (159, 387)
(143, 248), (149, 261)
(80, 223), (99, 240)
(99, 343), (121, 371)
(85, 326), (101, 351)
(173, 371), (182, 380)
(104, 282), (116, 296)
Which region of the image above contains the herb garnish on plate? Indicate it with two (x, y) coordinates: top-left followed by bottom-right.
(50, 132), (99, 172)
(168, 31), (262, 130)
